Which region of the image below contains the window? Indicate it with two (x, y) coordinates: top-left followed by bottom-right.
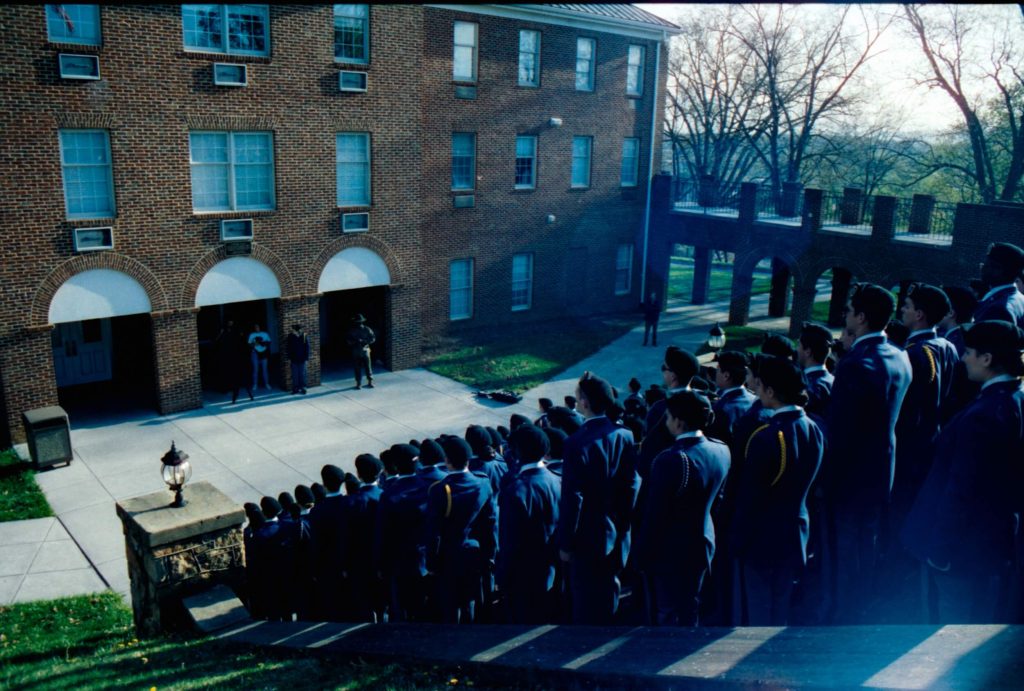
(515, 135), (537, 189)
(452, 133), (475, 191)
(189, 131), (275, 212)
(59, 130), (115, 219)
(334, 5), (368, 63)
(627, 44), (645, 97)
(621, 137), (640, 187)
(453, 21), (478, 82)
(336, 133), (370, 206)
(511, 253), (533, 311)
(575, 37), (595, 91)
(571, 136), (592, 188)
(182, 5), (269, 56)
(518, 29), (540, 87)
(450, 259), (474, 320)
(615, 244), (633, 295)
(46, 5), (101, 45)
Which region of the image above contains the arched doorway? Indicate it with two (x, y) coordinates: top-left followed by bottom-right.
(318, 247), (391, 376)
(195, 257), (282, 392)
(48, 268), (157, 414)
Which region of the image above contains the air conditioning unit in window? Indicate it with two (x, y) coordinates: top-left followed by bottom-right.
(58, 53), (100, 81)
(220, 219), (253, 241)
(213, 63), (248, 87)
(339, 70), (368, 93)
(453, 195), (475, 209)
(342, 212), (369, 233)
(73, 227), (113, 252)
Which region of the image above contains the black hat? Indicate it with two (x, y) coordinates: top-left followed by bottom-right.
(243, 502), (263, 524)
(906, 283), (952, 326)
(800, 322), (834, 349)
(964, 320), (1024, 368)
(343, 472), (361, 495)
(850, 283), (897, 331)
(665, 390), (714, 430)
(278, 491), (298, 512)
(311, 482), (327, 501)
(465, 425), (493, 456)
(442, 436), (473, 469)
(510, 413), (531, 430)
(539, 397), (554, 411)
(628, 377), (642, 392)
(578, 371), (615, 414)
(496, 425), (510, 440)
(547, 406), (581, 435)
(664, 346), (700, 383)
(941, 286), (978, 323)
(543, 427), (568, 459)
(390, 443), (420, 475)
(510, 424), (550, 463)
(486, 427), (503, 449)
(715, 350), (749, 374)
(295, 484), (315, 506)
(321, 464), (345, 492)
(761, 333), (796, 359)
(987, 242), (1024, 273)
(419, 438), (446, 466)
(260, 496), (283, 519)
(351, 313), (367, 323)
(756, 355), (808, 406)
(408, 439), (421, 449)
(355, 454), (384, 482)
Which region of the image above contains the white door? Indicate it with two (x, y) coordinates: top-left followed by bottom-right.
(52, 319), (113, 387)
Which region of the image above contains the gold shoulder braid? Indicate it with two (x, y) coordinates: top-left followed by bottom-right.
(770, 430), (787, 487)
(444, 484), (453, 518)
(923, 345), (937, 383)
(744, 423), (771, 461)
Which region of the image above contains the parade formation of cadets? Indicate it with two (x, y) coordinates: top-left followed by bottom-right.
(242, 241), (1024, 628)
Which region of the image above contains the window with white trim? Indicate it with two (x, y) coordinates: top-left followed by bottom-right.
(571, 136), (592, 188)
(452, 133), (475, 191)
(182, 5), (269, 56)
(621, 137), (640, 187)
(575, 37), (595, 92)
(453, 21), (478, 82)
(626, 44), (645, 97)
(511, 253), (533, 311)
(334, 5), (368, 63)
(46, 5), (101, 45)
(615, 244), (633, 295)
(450, 258), (474, 320)
(59, 130), (115, 219)
(515, 135), (537, 189)
(518, 29), (540, 87)
(336, 133), (370, 207)
(189, 131), (275, 212)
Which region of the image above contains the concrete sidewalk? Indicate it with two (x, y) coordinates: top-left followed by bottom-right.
(2, 295), (796, 604)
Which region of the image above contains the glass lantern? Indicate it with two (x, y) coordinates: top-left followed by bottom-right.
(160, 442), (192, 508)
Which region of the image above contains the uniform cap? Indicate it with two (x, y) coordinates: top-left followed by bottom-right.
(294, 484), (315, 506)
(418, 438), (446, 466)
(465, 425), (493, 456)
(577, 371), (615, 413)
(441, 436), (473, 467)
(906, 283), (952, 325)
(987, 242), (1024, 273)
(390, 444), (420, 475)
(260, 496), (283, 519)
(664, 346), (700, 382)
(800, 322), (834, 350)
(761, 333), (796, 359)
(543, 427), (568, 459)
(510, 424), (550, 463)
(311, 483), (327, 501)
(964, 320), (1024, 355)
(320, 464), (345, 492)
(355, 454), (384, 482)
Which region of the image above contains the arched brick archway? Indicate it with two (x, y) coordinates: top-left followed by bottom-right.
(31, 253), (169, 327)
(308, 234), (405, 295)
(181, 244), (295, 307)
(733, 250), (805, 291)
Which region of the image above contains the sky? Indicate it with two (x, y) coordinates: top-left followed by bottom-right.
(634, 3), (1021, 136)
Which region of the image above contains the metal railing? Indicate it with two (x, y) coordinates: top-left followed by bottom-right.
(671, 177), (741, 216)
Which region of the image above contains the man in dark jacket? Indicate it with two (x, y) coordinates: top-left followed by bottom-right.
(641, 291), (662, 347)
(345, 454), (385, 621)
(346, 313), (376, 389)
(973, 242), (1024, 328)
(308, 464), (350, 621)
(558, 371), (641, 624)
(375, 444), (427, 622)
(286, 323), (310, 394)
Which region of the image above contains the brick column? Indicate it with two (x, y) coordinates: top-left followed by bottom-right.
(279, 295), (321, 390)
(0, 327), (59, 444)
(803, 189), (824, 233)
(768, 259), (791, 317)
(789, 285), (816, 338)
(152, 310), (202, 415)
(872, 195), (897, 243)
(828, 267), (854, 328)
(739, 182), (759, 224)
(840, 187), (863, 225)
(691, 246), (712, 305)
(729, 273), (752, 326)
(388, 284), (422, 370)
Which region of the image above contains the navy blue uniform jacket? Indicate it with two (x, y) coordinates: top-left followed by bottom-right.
(557, 417), (640, 567)
(974, 286), (1024, 329)
(804, 369), (834, 424)
(902, 379), (1024, 575)
(710, 388), (756, 446)
(374, 475), (427, 578)
(469, 456), (509, 496)
(344, 484), (383, 578)
(636, 435), (730, 574)
(497, 465), (561, 593)
(827, 335), (912, 505)
(732, 409), (824, 566)
(308, 494), (349, 577)
(640, 399), (672, 479)
(424, 470), (496, 574)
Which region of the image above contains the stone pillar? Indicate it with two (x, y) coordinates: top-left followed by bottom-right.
(803, 189), (824, 233)
(780, 181), (804, 217)
(279, 295), (321, 390)
(828, 267), (854, 328)
(116, 480), (245, 637)
(691, 247), (712, 305)
(768, 259), (791, 318)
(789, 286), (817, 338)
(872, 195), (898, 243)
(739, 182), (759, 223)
(151, 310), (202, 415)
(729, 272), (753, 326)
(0, 327), (59, 444)
(841, 187), (864, 225)
(908, 194), (935, 234)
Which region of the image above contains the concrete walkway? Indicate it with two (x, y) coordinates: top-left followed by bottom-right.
(2, 294), (798, 605)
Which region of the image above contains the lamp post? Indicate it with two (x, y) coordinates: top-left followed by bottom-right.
(708, 322), (727, 353)
(160, 442), (192, 508)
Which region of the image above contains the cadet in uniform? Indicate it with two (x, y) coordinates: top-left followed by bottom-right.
(640, 346), (701, 478)
(973, 242), (1024, 328)
(344, 454), (385, 622)
(308, 464), (350, 621)
(709, 350), (756, 446)
(375, 444), (426, 622)
(497, 424), (562, 624)
(797, 323), (835, 425)
(635, 390), (730, 626)
(466, 425), (508, 495)
(558, 371), (641, 625)
(346, 313), (376, 389)
(733, 356), (823, 625)
(827, 283), (912, 623)
(903, 320), (1024, 623)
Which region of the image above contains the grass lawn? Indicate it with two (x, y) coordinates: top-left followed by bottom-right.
(422, 315), (637, 392)
(0, 449), (53, 523)
(668, 260), (772, 303)
(0, 593), (546, 690)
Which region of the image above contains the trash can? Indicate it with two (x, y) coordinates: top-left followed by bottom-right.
(22, 406), (72, 470)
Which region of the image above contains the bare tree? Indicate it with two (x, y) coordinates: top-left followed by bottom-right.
(903, 4), (1024, 203)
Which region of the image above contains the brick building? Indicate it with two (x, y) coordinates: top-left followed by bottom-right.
(0, 4), (677, 444)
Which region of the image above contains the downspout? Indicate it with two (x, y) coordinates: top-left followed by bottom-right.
(640, 32), (664, 300)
